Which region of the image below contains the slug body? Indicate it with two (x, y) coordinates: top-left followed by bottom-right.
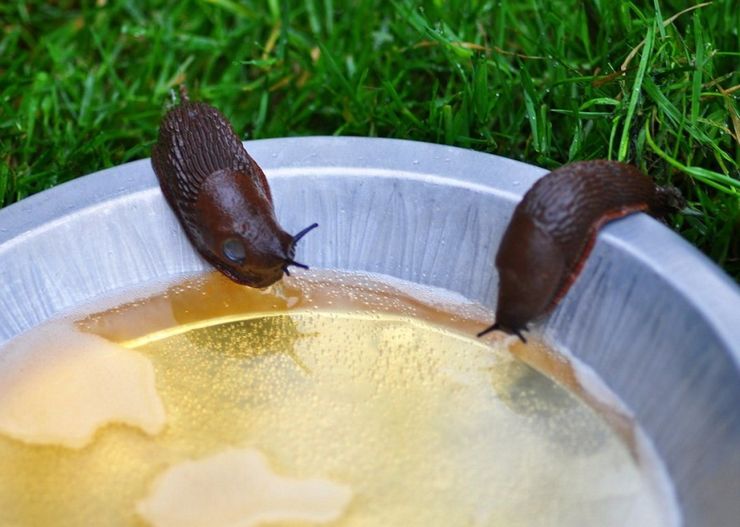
(152, 89), (316, 288)
(480, 160), (681, 341)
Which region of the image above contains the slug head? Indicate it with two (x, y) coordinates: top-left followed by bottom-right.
(193, 169), (317, 288)
(479, 212), (566, 342)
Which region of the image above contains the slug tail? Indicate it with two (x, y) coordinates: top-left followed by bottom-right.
(653, 185), (685, 216)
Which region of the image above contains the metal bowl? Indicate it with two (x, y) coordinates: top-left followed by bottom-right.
(0, 137), (738, 525)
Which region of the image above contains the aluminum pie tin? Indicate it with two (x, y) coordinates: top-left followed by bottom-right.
(0, 137), (738, 525)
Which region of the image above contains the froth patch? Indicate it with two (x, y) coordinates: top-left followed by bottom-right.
(136, 448), (353, 527)
(0, 321), (166, 448)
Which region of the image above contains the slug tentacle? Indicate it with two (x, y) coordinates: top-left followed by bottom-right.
(284, 223), (319, 272)
(477, 322), (528, 343)
(292, 223), (320, 244)
(282, 258), (310, 277)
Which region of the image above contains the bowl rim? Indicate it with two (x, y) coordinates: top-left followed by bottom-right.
(1, 136), (738, 360)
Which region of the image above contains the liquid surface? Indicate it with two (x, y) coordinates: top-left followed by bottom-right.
(0, 271), (676, 526)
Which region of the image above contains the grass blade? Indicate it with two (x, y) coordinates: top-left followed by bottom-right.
(618, 21), (654, 161)
(520, 63), (542, 153)
(691, 11), (705, 126)
(644, 122), (739, 196)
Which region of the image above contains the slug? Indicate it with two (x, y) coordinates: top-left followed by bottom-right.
(478, 160), (682, 342)
(151, 86), (317, 288)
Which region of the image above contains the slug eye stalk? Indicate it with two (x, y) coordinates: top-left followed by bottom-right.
(292, 223), (319, 244)
(283, 223), (319, 275)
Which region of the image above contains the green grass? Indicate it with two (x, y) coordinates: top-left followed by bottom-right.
(1, 0), (738, 279)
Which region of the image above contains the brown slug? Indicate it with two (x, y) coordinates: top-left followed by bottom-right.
(478, 160), (683, 342)
(151, 86), (317, 288)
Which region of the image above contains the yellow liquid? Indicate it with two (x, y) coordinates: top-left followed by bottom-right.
(0, 271), (675, 526)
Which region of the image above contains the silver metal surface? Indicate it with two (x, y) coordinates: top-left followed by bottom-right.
(0, 137), (738, 525)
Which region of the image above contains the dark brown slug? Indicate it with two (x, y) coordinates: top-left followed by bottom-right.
(478, 160), (683, 342)
(151, 86), (317, 288)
